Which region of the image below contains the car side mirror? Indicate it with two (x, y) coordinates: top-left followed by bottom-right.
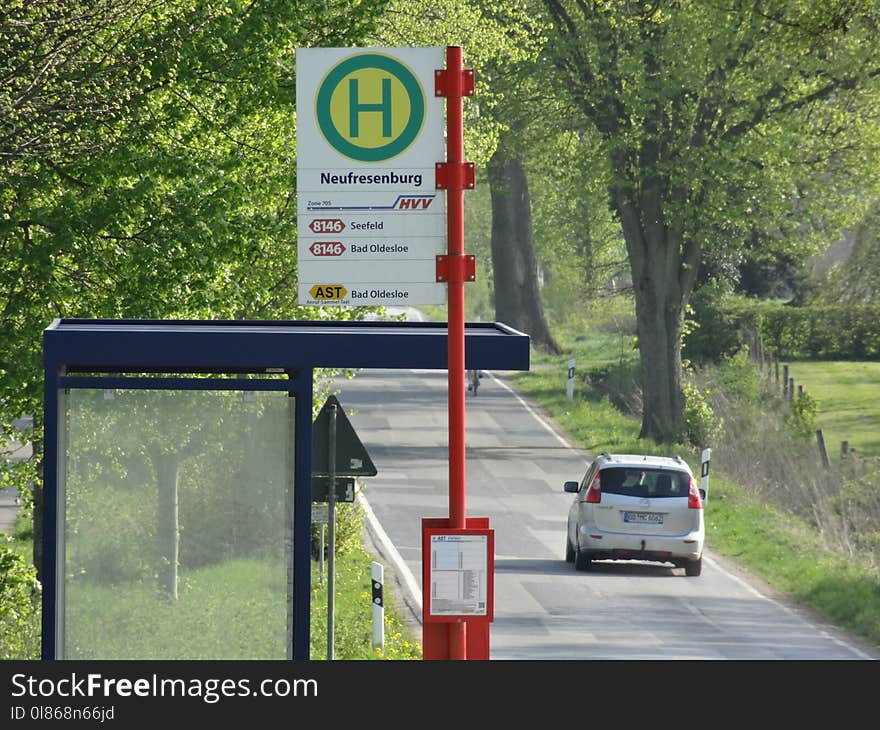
(564, 481), (580, 493)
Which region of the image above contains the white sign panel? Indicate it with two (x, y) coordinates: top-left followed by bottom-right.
(296, 47), (447, 306)
(428, 534), (488, 616)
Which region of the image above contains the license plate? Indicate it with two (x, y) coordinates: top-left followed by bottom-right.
(623, 511), (664, 525)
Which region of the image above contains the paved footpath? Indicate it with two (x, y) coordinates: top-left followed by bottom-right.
(0, 485), (20, 534)
(0, 439), (30, 535)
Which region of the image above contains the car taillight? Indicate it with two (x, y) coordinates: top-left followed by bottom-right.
(688, 476), (702, 509)
(583, 474), (601, 503)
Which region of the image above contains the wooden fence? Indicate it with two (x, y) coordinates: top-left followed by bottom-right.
(743, 325), (873, 472)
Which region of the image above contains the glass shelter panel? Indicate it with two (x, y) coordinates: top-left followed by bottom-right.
(59, 387), (294, 659)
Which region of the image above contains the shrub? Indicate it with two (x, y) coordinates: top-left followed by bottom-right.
(683, 380), (721, 449)
(310, 499), (365, 559)
(685, 294), (880, 362)
(786, 391), (819, 440)
(684, 284), (746, 363)
(718, 347), (760, 403)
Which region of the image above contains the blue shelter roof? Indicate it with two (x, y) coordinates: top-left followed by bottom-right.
(43, 318), (530, 372)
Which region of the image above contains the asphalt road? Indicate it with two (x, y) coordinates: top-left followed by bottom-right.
(0, 437), (30, 535)
(333, 368), (879, 660)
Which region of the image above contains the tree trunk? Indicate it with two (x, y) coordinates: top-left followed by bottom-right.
(487, 140), (561, 354)
(154, 453), (180, 602)
(614, 177), (700, 444)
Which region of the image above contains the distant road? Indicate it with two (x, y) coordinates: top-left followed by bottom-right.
(0, 433), (30, 535)
(335, 368), (879, 660)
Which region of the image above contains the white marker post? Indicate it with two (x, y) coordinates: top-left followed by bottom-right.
(700, 448), (711, 503)
(566, 359), (575, 401)
(371, 562), (384, 651)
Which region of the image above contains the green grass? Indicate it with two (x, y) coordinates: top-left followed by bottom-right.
(1, 523), (421, 660)
(782, 360), (880, 459)
(511, 334), (880, 649)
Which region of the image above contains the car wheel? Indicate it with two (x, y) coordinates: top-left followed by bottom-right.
(565, 536), (575, 563)
(684, 557), (702, 577)
(574, 546), (592, 571)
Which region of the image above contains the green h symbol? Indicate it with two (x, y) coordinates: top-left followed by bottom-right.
(349, 77), (392, 138)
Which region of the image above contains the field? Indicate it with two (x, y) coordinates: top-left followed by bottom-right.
(783, 361), (880, 459)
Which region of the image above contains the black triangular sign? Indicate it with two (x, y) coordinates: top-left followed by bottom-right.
(312, 395), (377, 476)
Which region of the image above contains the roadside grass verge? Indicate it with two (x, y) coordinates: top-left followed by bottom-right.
(509, 335), (880, 649)
(309, 545), (421, 660)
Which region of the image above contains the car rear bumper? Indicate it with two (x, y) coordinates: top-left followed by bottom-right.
(577, 525), (703, 562)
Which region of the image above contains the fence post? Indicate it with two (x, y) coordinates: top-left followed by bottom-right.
(816, 429), (831, 468)
(775, 359), (780, 387)
(782, 365), (789, 397)
(841, 441), (849, 458)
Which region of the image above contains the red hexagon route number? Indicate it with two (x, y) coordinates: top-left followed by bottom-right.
(309, 219), (346, 234)
(309, 242), (346, 256)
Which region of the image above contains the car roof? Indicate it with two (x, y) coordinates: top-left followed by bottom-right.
(597, 453), (693, 473)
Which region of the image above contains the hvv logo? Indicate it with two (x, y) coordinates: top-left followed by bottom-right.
(394, 195), (434, 210)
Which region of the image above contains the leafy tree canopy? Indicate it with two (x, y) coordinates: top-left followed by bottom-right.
(0, 0), (387, 429)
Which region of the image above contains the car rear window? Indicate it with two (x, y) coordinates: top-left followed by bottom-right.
(599, 467), (690, 498)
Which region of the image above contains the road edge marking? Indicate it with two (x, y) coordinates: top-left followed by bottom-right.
(360, 491), (423, 618)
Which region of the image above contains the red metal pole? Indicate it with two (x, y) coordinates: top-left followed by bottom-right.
(446, 44), (467, 659)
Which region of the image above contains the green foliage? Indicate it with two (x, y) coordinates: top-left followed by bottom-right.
(786, 391), (819, 440)
(310, 500), (366, 560)
(372, 0), (544, 165)
(718, 347), (760, 404)
(0, 0), (388, 447)
(683, 380), (721, 449)
(684, 283), (750, 363)
(760, 304), (880, 360)
(686, 294), (880, 362)
(0, 542), (41, 659)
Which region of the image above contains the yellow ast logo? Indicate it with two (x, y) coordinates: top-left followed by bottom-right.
(309, 284), (348, 300)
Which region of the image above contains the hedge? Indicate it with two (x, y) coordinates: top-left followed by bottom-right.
(686, 292), (880, 361)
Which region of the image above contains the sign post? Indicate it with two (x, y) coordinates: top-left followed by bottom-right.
(420, 46), (491, 662)
(311, 395), (377, 659)
(327, 402), (337, 660)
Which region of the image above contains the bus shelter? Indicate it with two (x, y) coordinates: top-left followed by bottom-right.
(41, 318), (529, 660)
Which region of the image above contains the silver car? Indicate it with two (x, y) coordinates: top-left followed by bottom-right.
(565, 452), (706, 576)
